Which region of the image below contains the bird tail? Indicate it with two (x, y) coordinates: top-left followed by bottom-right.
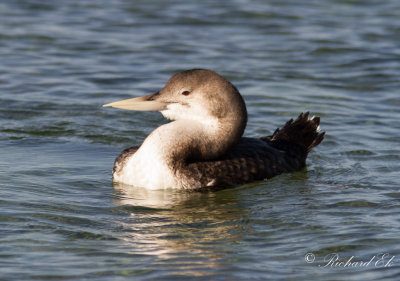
(267, 112), (325, 153)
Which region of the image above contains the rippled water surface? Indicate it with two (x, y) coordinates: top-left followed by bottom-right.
(1, 0), (400, 280)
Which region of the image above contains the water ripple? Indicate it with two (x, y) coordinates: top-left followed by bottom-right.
(1, 0), (400, 280)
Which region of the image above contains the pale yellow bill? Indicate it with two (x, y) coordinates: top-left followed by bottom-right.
(103, 95), (166, 111)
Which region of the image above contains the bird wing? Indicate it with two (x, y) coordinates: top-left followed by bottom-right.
(183, 137), (302, 188)
(182, 112), (324, 189)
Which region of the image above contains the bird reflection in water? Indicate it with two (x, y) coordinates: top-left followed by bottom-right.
(112, 182), (251, 276)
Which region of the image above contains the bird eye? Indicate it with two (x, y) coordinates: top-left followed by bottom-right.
(181, 91), (191, 96)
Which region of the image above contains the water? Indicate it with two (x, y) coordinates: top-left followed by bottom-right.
(1, 0), (400, 280)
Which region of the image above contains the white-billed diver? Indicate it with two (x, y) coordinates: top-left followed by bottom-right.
(103, 69), (324, 190)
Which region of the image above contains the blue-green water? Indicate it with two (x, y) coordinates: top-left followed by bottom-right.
(1, 1), (400, 280)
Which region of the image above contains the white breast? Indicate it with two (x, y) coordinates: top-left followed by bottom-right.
(112, 131), (176, 190)
(112, 120), (219, 190)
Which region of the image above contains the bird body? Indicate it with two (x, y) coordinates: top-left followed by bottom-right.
(104, 69), (324, 190)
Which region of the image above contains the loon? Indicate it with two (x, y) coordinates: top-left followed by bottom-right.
(103, 69), (324, 190)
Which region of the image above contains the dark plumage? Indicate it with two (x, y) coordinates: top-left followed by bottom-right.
(184, 112), (324, 188)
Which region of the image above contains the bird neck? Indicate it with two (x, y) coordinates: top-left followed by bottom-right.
(144, 115), (246, 168)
